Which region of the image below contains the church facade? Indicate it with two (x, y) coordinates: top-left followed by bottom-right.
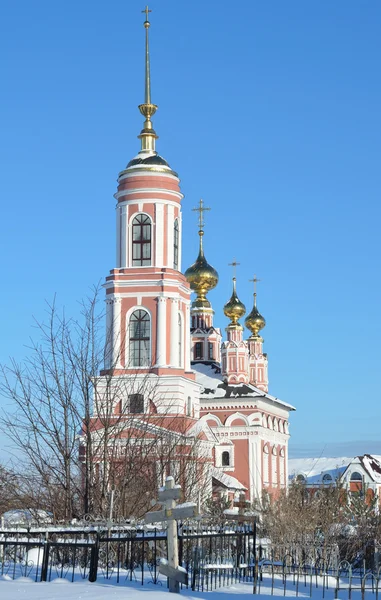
(95, 10), (295, 505)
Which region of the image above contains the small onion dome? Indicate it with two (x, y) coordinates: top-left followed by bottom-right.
(223, 278), (246, 325)
(184, 231), (218, 308)
(245, 298), (266, 337)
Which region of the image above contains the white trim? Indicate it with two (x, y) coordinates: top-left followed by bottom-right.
(178, 211), (182, 271)
(156, 296), (167, 367)
(118, 171), (180, 183)
(225, 412), (250, 427)
(155, 203), (164, 267)
(115, 191), (183, 202)
(167, 205), (175, 267)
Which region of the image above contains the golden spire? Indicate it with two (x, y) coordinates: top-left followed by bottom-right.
(138, 6), (158, 152)
(223, 260), (246, 327)
(184, 200), (218, 309)
(245, 274), (266, 337)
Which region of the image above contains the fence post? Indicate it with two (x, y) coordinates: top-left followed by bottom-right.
(40, 532), (50, 582)
(89, 532), (100, 583)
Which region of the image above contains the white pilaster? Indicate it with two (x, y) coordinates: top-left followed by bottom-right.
(120, 205), (128, 268)
(184, 304), (190, 371)
(167, 204), (174, 267)
(156, 296), (167, 366)
(112, 297), (122, 368)
(249, 438), (260, 502)
(105, 298), (113, 369)
(170, 298), (179, 367)
(155, 204), (164, 267)
(116, 206), (121, 268)
(178, 212), (182, 272)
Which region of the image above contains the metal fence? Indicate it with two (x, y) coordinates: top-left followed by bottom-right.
(0, 522), (256, 591)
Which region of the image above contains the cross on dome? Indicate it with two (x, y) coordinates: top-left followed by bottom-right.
(192, 199), (211, 231)
(228, 258), (240, 280)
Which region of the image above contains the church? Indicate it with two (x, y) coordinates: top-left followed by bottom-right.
(96, 9), (295, 505)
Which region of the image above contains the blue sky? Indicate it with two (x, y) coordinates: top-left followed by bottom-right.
(0, 1), (380, 459)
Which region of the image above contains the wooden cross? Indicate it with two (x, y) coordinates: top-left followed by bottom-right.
(142, 5), (151, 20)
(249, 274), (261, 295)
(192, 198), (211, 230)
(228, 258), (240, 279)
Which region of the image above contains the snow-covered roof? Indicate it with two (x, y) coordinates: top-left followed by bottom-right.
(289, 455), (381, 485)
(289, 456), (352, 482)
(211, 467), (247, 491)
(193, 362), (295, 411)
(346, 455), (381, 484)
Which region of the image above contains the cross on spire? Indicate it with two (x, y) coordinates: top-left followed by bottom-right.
(142, 5), (151, 21)
(249, 274), (261, 296)
(192, 199), (211, 230)
(228, 258), (240, 280)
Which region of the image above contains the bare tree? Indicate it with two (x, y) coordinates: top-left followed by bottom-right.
(0, 288), (211, 521)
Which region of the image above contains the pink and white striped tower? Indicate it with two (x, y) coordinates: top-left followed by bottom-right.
(245, 276), (269, 392)
(101, 8), (200, 416)
(221, 268), (249, 384)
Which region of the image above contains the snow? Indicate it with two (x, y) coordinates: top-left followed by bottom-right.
(289, 456), (353, 481)
(192, 363), (295, 410)
(0, 574), (374, 600)
(211, 467), (247, 490)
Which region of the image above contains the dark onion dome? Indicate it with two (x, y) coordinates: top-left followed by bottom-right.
(127, 153), (170, 168)
(185, 231), (218, 309)
(124, 151), (178, 177)
(223, 278), (246, 325)
(245, 301), (266, 337)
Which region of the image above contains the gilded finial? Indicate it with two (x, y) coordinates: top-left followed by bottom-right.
(245, 274), (266, 337)
(138, 5), (158, 152)
(223, 261), (246, 326)
(184, 200), (218, 308)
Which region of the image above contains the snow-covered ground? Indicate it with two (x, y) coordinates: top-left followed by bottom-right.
(0, 574), (372, 600)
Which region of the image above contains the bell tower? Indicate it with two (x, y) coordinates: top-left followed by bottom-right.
(102, 8), (200, 416)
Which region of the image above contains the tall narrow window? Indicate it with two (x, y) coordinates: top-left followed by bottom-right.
(195, 342), (203, 360)
(208, 342), (214, 360)
(129, 310), (150, 366)
(132, 214), (151, 266)
(173, 219), (179, 270)
(178, 314), (182, 367)
(222, 451), (230, 467)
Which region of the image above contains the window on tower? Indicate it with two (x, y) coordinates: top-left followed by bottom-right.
(132, 214), (152, 266)
(194, 342), (203, 360)
(208, 342), (214, 360)
(222, 451), (230, 467)
(129, 393), (144, 413)
(129, 309), (150, 366)
(173, 218), (179, 270)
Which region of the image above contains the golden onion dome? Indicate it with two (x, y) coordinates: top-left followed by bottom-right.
(184, 230), (218, 308)
(223, 278), (246, 325)
(245, 295), (266, 337)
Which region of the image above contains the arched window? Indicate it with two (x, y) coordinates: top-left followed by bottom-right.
(129, 310), (150, 366)
(173, 219), (179, 270)
(222, 451), (230, 467)
(132, 214), (151, 266)
(178, 313), (182, 366)
(351, 472), (362, 481)
(322, 473), (333, 483)
(296, 474), (306, 483)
